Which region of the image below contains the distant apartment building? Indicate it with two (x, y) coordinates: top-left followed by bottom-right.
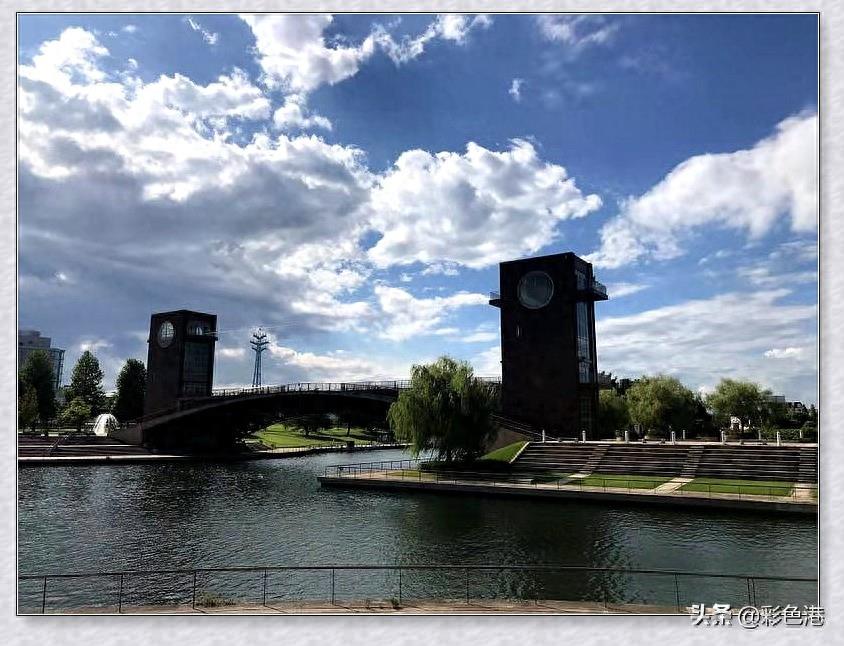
(18, 329), (65, 392)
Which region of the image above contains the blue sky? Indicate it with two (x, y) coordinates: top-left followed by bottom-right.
(17, 13), (818, 403)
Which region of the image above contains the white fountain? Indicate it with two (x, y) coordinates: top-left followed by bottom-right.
(92, 413), (119, 437)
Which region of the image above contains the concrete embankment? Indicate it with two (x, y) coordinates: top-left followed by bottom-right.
(318, 474), (817, 515)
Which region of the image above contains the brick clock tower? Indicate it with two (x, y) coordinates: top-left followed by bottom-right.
(490, 253), (608, 439)
(144, 310), (217, 416)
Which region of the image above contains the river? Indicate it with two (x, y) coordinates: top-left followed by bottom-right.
(18, 449), (817, 612)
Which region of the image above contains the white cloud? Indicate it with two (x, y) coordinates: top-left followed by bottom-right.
(138, 68), (271, 121)
(367, 139), (602, 269)
(461, 331), (498, 343)
(78, 338), (112, 353)
(122, 25), (138, 34)
(185, 17), (219, 46)
(589, 111), (818, 268)
(218, 347), (247, 359)
(373, 285), (488, 341)
(536, 15), (618, 54)
(508, 78), (523, 102)
(764, 347), (807, 360)
(272, 93), (332, 131)
(374, 14), (491, 64)
(472, 345), (501, 376)
(239, 14), (376, 93)
(597, 289), (817, 403)
(421, 262), (460, 276)
(606, 282), (647, 298)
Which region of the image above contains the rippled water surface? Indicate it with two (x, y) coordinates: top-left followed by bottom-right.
(18, 449), (817, 611)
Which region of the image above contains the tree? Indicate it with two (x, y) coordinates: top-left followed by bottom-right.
(112, 359), (147, 421)
(387, 356), (496, 462)
(705, 378), (769, 432)
(18, 383), (39, 432)
(626, 375), (699, 438)
(287, 413), (334, 437)
(66, 350), (106, 415)
(19, 349), (56, 435)
(60, 397), (92, 433)
(597, 390), (630, 438)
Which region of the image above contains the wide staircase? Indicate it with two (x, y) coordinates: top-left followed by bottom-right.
(591, 444), (690, 477)
(511, 442), (818, 483)
(694, 445), (817, 483)
(18, 435), (152, 458)
(512, 443), (598, 474)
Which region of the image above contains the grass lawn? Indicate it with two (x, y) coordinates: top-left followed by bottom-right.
(679, 478), (795, 497)
(530, 472), (572, 484)
(577, 473), (672, 490)
(481, 441), (527, 463)
(255, 424), (379, 449)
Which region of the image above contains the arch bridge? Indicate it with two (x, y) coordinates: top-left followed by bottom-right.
(122, 379), (520, 449)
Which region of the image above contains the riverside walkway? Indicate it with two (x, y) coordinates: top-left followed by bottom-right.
(318, 460), (818, 514)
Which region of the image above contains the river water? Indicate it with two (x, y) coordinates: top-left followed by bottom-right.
(18, 449), (817, 612)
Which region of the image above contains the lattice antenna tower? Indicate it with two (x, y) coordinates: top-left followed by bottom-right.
(250, 329), (269, 388)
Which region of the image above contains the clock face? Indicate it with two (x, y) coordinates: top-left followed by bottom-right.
(157, 321), (175, 348)
(518, 271), (554, 309)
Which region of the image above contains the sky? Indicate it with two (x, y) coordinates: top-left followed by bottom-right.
(17, 13), (818, 404)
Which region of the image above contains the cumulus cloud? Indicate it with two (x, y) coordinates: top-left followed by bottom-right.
(239, 14), (377, 93)
(367, 139), (602, 269)
(373, 286), (488, 341)
(589, 111), (818, 268)
(272, 93), (332, 131)
(597, 289), (817, 403)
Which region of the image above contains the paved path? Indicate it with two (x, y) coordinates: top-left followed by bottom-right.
(322, 472), (817, 514)
(47, 599), (684, 615)
(653, 477), (693, 493)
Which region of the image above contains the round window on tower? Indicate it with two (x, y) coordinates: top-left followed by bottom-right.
(518, 271), (554, 309)
(157, 320), (175, 348)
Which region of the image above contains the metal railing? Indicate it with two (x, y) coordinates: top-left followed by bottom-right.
(18, 563), (816, 614)
(323, 460), (818, 502)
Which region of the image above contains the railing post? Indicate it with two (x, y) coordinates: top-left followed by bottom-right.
(41, 576), (47, 614)
(262, 568), (268, 606)
(331, 568), (335, 605)
(192, 571), (197, 609)
(118, 573), (124, 613)
(746, 578), (752, 606)
(674, 574), (680, 612)
(398, 567), (402, 606)
(465, 568), (470, 604)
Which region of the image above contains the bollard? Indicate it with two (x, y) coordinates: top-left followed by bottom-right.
(682, 429), (686, 441)
(799, 428), (803, 440)
(720, 430), (727, 444)
(670, 430), (676, 445)
(582, 430), (587, 443)
(624, 429), (629, 444)
(541, 429), (545, 443)
(776, 431), (781, 447)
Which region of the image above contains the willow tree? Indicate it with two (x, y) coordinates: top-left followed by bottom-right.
(387, 356), (496, 462)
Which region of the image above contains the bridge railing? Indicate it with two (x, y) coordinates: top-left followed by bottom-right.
(128, 377), (502, 425)
(18, 562), (817, 614)
(211, 378), (501, 399)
